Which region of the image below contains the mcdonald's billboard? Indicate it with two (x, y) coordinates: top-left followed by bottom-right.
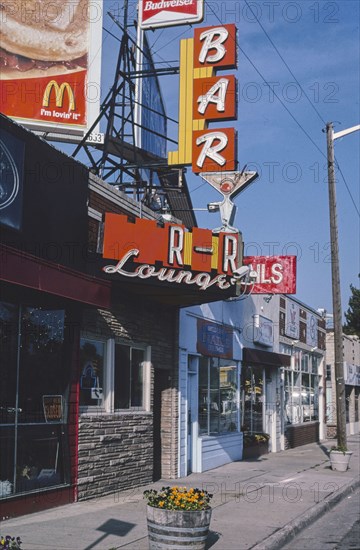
(0, 0), (103, 137)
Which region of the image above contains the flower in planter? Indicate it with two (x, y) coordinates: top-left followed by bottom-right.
(243, 432), (270, 446)
(144, 486), (213, 511)
(0, 535), (22, 550)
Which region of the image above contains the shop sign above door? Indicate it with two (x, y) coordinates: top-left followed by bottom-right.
(197, 319), (233, 358)
(101, 213), (246, 292)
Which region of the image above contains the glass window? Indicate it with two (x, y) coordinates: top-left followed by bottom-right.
(114, 344), (145, 409)
(301, 353), (309, 373)
(302, 373), (311, 421)
(198, 357), (209, 435)
(326, 364), (332, 381)
(198, 357), (238, 435)
(284, 367), (320, 425)
(0, 302), (70, 499)
(79, 339), (105, 407)
(219, 359), (238, 433)
(311, 355), (319, 374)
(242, 365), (264, 433)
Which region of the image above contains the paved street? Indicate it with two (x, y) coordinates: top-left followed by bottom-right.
(1, 435), (359, 550)
(282, 488), (360, 550)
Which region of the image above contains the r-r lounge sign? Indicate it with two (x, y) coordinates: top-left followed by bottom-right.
(102, 214), (242, 292)
(168, 24), (237, 173)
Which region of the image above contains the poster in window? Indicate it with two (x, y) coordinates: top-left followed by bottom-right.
(306, 313), (318, 348)
(285, 300), (299, 340)
(43, 395), (63, 422)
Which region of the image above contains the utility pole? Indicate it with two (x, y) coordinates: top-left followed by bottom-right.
(326, 121), (347, 449)
(326, 122), (360, 448)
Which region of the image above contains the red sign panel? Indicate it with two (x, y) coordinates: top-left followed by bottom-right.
(193, 24), (237, 69)
(1, 71), (87, 128)
(139, 0), (204, 29)
(193, 75), (237, 121)
(102, 213), (241, 274)
(243, 256), (297, 294)
(192, 128), (236, 173)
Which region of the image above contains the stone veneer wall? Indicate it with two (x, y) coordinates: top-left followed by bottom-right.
(77, 299), (179, 500)
(78, 413), (153, 500)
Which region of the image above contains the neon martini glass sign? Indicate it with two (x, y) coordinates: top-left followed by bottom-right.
(200, 170), (258, 234)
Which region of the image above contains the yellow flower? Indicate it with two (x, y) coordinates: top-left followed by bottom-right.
(159, 501), (165, 507)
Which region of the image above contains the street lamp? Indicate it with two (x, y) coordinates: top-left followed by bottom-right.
(325, 122), (360, 449)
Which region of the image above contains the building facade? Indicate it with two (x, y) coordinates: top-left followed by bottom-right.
(326, 331), (360, 437)
(0, 115), (239, 517)
(178, 294), (326, 475)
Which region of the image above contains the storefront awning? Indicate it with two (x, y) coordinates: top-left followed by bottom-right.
(0, 244), (111, 308)
(243, 347), (291, 368)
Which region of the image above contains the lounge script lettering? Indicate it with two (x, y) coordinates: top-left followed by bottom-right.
(103, 249), (246, 291)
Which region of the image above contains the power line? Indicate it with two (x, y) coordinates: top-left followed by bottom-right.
(334, 157), (360, 217)
(207, 2), (326, 160)
(241, 0), (359, 216)
(243, 0), (327, 127)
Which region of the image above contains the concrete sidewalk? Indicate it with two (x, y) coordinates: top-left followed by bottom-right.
(1, 435), (359, 550)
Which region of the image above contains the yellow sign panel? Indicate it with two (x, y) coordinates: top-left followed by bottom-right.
(168, 38), (213, 166)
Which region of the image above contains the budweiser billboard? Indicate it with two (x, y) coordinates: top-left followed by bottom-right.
(0, 0), (103, 136)
(139, 0), (204, 29)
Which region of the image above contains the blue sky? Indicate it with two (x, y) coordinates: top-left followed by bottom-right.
(80, 0), (360, 317)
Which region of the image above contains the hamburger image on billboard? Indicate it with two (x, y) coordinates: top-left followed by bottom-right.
(0, 0), (95, 133)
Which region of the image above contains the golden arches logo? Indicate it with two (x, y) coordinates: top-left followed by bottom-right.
(42, 81), (76, 111)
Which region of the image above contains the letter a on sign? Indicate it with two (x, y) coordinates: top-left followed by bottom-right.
(193, 75), (236, 120)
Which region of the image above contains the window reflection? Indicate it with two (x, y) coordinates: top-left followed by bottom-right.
(198, 357), (238, 435)
(115, 344), (145, 409)
(80, 339), (105, 407)
(242, 366), (264, 433)
(0, 302), (70, 498)
(284, 365), (319, 424)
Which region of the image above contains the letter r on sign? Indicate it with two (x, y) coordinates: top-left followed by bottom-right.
(192, 128), (236, 173)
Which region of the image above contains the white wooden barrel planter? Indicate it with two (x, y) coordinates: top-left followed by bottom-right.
(146, 505), (212, 549)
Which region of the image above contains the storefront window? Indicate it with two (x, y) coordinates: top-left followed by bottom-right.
(0, 302), (70, 499)
(284, 362), (319, 425)
(241, 365), (264, 433)
(198, 357), (238, 435)
(114, 344), (145, 409)
(79, 338), (105, 407)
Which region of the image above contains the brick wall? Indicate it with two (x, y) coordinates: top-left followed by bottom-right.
(285, 422), (319, 448)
